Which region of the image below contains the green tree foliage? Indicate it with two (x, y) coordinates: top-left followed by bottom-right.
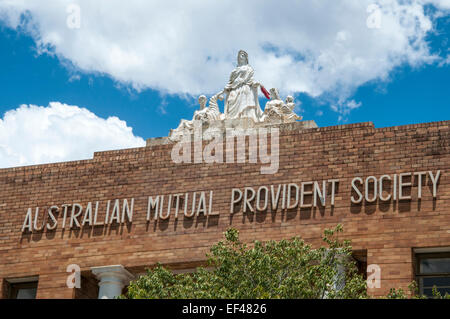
(386, 281), (450, 299)
(123, 225), (368, 299)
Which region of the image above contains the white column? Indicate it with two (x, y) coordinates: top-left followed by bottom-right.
(91, 265), (134, 299)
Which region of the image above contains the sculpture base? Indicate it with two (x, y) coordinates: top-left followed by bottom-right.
(146, 119), (318, 146)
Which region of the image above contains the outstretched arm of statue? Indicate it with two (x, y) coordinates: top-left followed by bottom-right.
(215, 91), (225, 100)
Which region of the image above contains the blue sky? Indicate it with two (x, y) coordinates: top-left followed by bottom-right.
(0, 1), (449, 168)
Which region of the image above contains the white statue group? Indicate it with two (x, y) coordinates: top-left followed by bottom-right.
(169, 50), (302, 141)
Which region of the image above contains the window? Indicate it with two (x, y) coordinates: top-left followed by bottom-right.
(352, 250), (368, 280)
(415, 251), (450, 297)
(6, 277), (38, 299)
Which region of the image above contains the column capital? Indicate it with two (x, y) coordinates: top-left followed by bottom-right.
(91, 265), (134, 299)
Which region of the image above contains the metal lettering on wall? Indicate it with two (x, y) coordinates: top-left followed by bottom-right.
(20, 170), (441, 233)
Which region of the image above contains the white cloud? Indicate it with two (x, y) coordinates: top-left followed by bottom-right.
(345, 100), (363, 113)
(0, 102), (145, 168)
(0, 0), (449, 117)
(439, 54), (450, 66)
(428, 0), (450, 10)
(331, 99), (362, 121)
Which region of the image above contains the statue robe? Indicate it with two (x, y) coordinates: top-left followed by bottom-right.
(224, 64), (262, 122)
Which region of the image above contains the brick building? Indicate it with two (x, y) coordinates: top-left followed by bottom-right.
(0, 120), (449, 299)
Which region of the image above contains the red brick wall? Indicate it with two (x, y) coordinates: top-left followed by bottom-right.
(0, 121), (449, 298)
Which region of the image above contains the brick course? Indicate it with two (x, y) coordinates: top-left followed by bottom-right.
(0, 120), (449, 298)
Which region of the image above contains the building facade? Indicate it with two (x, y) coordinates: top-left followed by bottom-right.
(0, 120), (449, 299)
